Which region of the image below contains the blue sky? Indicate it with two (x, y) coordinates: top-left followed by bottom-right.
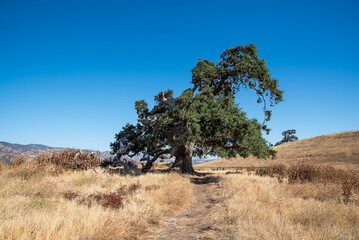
(0, 0), (358, 151)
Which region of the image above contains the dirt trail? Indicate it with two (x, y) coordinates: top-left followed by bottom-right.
(147, 175), (225, 240)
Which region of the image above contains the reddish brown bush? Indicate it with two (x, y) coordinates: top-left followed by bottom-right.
(287, 163), (320, 184)
(63, 191), (80, 200)
(81, 191), (124, 209)
(10, 154), (28, 166)
(0, 161), (3, 171)
(255, 164), (287, 179)
(36, 149), (100, 170)
(63, 184), (141, 209)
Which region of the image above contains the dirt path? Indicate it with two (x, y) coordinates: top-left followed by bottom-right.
(147, 176), (225, 240)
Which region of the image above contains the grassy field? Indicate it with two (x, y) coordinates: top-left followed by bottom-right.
(0, 160), (193, 240)
(215, 172), (359, 240)
(195, 130), (359, 171)
(1, 130), (359, 239)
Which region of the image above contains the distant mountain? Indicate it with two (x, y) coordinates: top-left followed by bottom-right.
(0, 141), (115, 164)
(0, 141), (217, 166)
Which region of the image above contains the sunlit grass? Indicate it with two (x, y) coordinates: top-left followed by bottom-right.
(0, 160), (193, 240)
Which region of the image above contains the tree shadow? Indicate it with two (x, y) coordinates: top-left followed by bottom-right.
(190, 176), (221, 185)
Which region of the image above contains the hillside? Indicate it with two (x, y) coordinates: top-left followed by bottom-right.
(0, 141), (115, 164)
(0, 141), (57, 164)
(195, 130), (359, 170)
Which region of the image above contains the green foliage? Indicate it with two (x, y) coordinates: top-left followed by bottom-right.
(111, 44), (284, 167)
(275, 129), (298, 146)
(135, 100), (149, 119)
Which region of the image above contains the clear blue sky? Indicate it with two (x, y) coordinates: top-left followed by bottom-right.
(1, 0), (358, 151)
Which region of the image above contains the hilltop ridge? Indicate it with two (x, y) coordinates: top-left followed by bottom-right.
(0, 141), (114, 164)
(195, 130), (359, 170)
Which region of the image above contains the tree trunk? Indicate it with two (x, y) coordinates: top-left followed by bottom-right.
(173, 143), (195, 174)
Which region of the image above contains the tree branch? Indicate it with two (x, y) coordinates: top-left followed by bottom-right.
(159, 92), (177, 109)
(142, 148), (172, 172)
(137, 114), (159, 127)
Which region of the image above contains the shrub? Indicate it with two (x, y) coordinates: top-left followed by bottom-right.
(0, 161), (3, 171)
(10, 154), (28, 166)
(64, 184), (141, 209)
(36, 149), (100, 170)
(255, 164), (287, 178)
(287, 163), (320, 184)
(256, 162), (359, 203)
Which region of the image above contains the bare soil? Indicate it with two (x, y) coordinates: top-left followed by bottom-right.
(147, 176), (226, 240)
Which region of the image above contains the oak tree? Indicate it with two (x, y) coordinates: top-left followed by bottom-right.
(275, 129), (298, 146)
(111, 44), (284, 173)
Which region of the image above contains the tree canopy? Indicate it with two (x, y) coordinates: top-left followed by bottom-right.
(275, 129), (298, 146)
(111, 44), (284, 173)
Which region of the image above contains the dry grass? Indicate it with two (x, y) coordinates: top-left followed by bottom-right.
(214, 173), (359, 240)
(195, 130), (359, 171)
(0, 160), (193, 240)
(253, 163), (359, 204)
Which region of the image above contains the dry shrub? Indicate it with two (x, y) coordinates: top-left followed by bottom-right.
(37, 148), (100, 170)
(288, 163), (359, 202)
(246, 166), (255, 173)
(64, 184), (141, 209)
(286, 163), (358, 186)
(10, 154), (28, 166)
(255, 162), (359, 203)
(255, 164), (287, 178)
(5, 157), (64, 180)
(342, 174), (359, 203)
(6, 159), (43, 180)
(287, 163), (320, 183)
(0, 161), (3, 171)
(63, 191), (80, 200)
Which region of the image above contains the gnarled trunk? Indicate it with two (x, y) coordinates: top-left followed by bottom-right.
(173, 143), (195, 174)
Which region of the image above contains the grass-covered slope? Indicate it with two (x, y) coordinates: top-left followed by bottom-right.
(195, 130), (359, 170)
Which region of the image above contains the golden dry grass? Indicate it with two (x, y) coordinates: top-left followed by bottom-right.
(195, 130), (359, 171)
(211, 173), (359, 240)
(0, 160), (193, 240)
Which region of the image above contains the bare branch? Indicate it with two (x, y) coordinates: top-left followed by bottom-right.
(137, 114), (160, 127)
(116, 142), (134, 155)
(159, 92), (177, 109)
(142, 148), (172, 172)
(149, 147), (168, 155)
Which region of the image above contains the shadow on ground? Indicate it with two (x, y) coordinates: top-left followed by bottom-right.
(190, 176), (221, 185)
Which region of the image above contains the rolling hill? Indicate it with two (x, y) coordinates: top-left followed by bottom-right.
(194, 130), (359, 171)
(0, 141), (115, 164)
(0, 141), (58, 164)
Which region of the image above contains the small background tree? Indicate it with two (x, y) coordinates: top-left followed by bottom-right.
(275, 129), (298, 146)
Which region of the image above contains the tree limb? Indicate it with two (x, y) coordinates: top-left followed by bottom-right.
(137, 114), (160, 127)
(142, 148), (172, 172)
(159, 92), (177, 109)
